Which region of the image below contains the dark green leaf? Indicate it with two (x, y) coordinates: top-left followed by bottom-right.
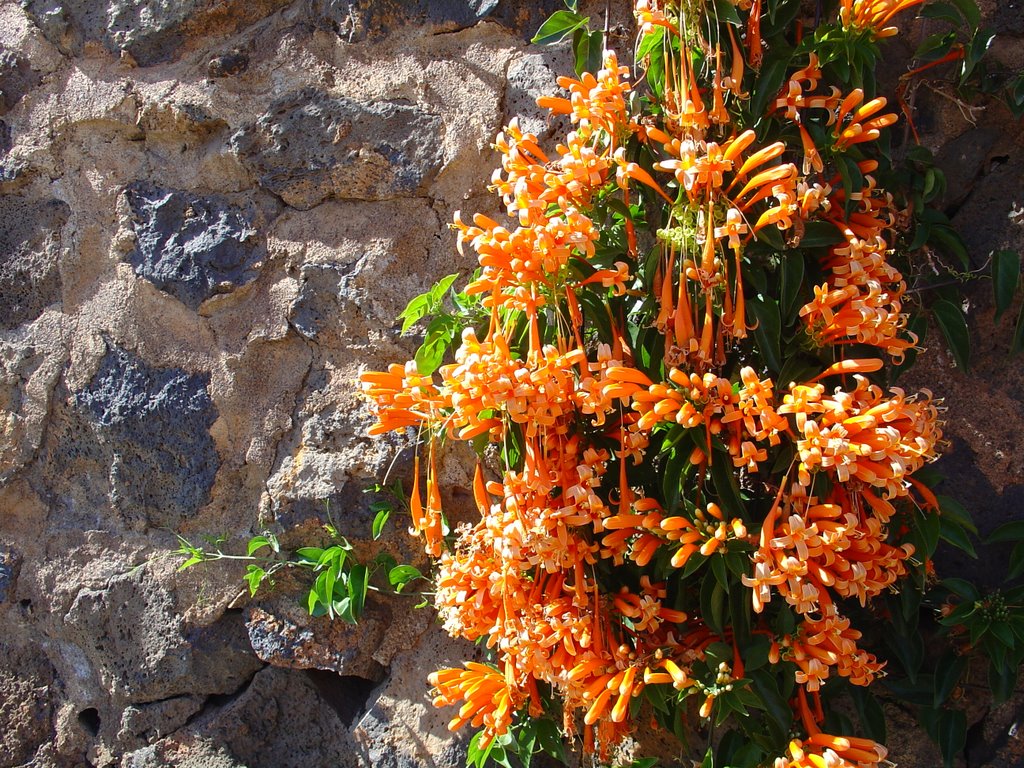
(932, 299), (970, 371)
(711, 553), (730, 592)
(1009, 541), (1024, 581)
(750, 51), (793, 118)
(951, 0), (981, 25)
(748, 297), (782, 373)
(942, 577), (981, 601)
(933, 651), (967, 706)
(914, 30), (957, 62)
(712, 0), (743, 25)
(710, 447), (746, 518)
(701, 572), (728, 635)
(987, 520), (1024, 544)
(531, 10), (589, 45)
(936, 494), (977, 533)
(993, 249), (1020, 322)
(920, 0), (968, 24)
(780, 254), (805, 321)
(939, 514), (977, 557)
(990, 657), (1018, 704)
(929, 225), (971, 268)
(849, 686), (887, 743)
(938, 708), (967, 768)
(797, 220), (844, 248)
(1014, 299), (1024, 355)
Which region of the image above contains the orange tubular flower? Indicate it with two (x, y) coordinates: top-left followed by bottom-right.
(429, 662), (523, 747)
(840, 0), (926, 37)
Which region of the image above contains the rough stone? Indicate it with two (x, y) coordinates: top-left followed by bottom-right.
(244, 598), (388, 679)
(230, 89), (445, 209)
(0, 548), (20, 603)
(36, 342), (219, 530)
(57, 564), (263, 713)
(0, 643), (54, 767)
(0, 195), (69, 330)
(312, 0), (562, 42)
(21, 0), (290, 66)
(124, 181), (264, 310)
(0, 46), (41, 115)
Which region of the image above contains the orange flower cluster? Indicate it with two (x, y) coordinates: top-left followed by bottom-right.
(359, 0), (945, 762)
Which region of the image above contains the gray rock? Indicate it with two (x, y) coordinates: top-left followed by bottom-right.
(0, 549), (20, 603)
(0, 643), (54, 767)
(124, 182), (263, 311)
(0, 195), (68, 330)
(166, 666), (365, 768)
(36, 342), (219, 530)
(21, 0), (289, 66)
(244, 599), (388, 680)
(312, 0), (561, 42)
(230, 89), (445, 209)
(61, 568), (262, 704)
(0, 46), (41, 115)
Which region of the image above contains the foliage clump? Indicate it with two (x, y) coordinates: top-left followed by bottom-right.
(358, 0), (1021, 766)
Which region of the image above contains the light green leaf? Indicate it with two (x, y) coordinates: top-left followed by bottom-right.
(531, 10), (589, 45)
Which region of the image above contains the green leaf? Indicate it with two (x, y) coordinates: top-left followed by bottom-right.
(936, 494), (977, 533)
(987, 520), (1024, 544)
(177, 555), (203, 571)
(636, 26), (664, 62)
(797, 220), (844, 248)
(993, 249), (1020, 322)
(920, 0), (968, 24)
(701, 572), (728, 635)
(780, 254), (805, 321)
(990, 656), (1018, 704)
(849, 686), (887, 743)
(348, 563), (368, 622)
(914, 30), (957, 62)
(939, 515), (977, 558)
(1014, 299), (1024, 355)
(748, 296), (782, 373)
(295, 546), (325, 564)
(929, 225), (970, 268)
(244, 565), (266, 596)
(961, 27), (994, 82)
(414, 314), (459, 375)
(388, 564), (424, 592)
(531, 10), (589, 45)
(573, 28), (604, 76)
(942, 577), (981, 601)
(932, 299), (970, 371)
(933, 650), (967, 706)
(1009, 541), (1024, 581)
(371, 506), (390, 540)
(951, 0), (981, 26)
(937, 708), (967, 768)
(246, 535), (270, 556)
(710, 446), (746, 518)
(750, 51), (793, 118)
(712, 0), (743, 25)
(711, 553), (730, 592)
(837, 155), (865, 219)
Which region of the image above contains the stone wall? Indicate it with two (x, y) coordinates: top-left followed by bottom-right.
(0, 0), (1021, 766)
